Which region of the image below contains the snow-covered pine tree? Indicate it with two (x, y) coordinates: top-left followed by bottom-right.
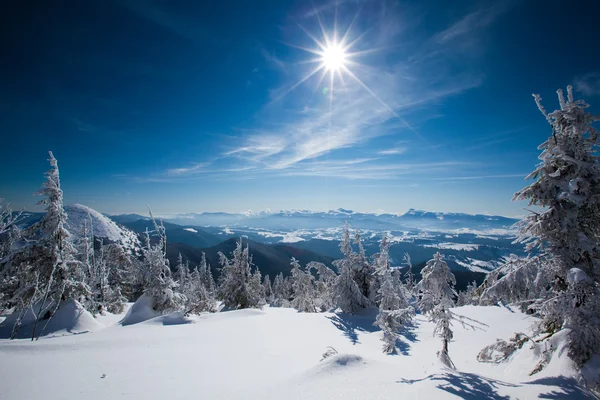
(457, 280), (479, 306)
(290, 258), (317, 312)
(307, 261), (337, 311)
(374, 234), (415, 354)
(353, 230), (376, 301)
(198, 252), (215, 294)
(417, 252), (457, 368)
(0, 199), (22, 260)
(174, 253), (189, 292)
(271, 272), (291, 307)
(332, 224), (370, 313)
(217, 239), (262, 309)
(4, 152), (90, 339)
(512, 86), (600, 366)
(141, 208), (185, 313)
(249, 266), (266, 307)
(403, 253), (414, 293)
(263, 274), (273, 304)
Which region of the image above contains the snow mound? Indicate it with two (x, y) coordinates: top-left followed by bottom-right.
(120, 294), (161, 326)
(309, 354), (366, 376)
(65, 203), (141, 252)
(120, 295), (191, 326)
(0, 299), (101, 339)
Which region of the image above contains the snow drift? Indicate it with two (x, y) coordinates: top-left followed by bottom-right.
(0, 299), (101, 339)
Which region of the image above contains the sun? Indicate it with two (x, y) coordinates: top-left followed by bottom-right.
(320, 43), (347, 72)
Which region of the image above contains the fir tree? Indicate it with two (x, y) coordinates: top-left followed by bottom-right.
(513, 86), (600, 366)
(417, 252), (457, 368)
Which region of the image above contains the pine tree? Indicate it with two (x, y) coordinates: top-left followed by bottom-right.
(142, 208), (185, 313)
(271, 272), (291, 307)
(217, 239), (262, 309)
(290, 258), (317, 312)
(417, 252), (457, 368)
(263, 275), (273, 304)
(374, 234), (414, 353)
(332, 224), (370, 313)
(7, 152), (91, 339)
(307, 261), (337, 311)
(513, 86), (600, 366)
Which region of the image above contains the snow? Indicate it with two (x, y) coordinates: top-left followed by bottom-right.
(183, 227), (197, 233)
(65, 204), (141, 252)
(423, 242), (479, 251)
(0, 305), (593, 399)
(0, 299), (102, 339)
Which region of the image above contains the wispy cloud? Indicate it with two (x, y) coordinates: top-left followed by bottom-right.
(432, 173), (526, 181)
(433, 2), (511, 44)
(166, 162), (210, 176)
(573, 71), (600, 97)
(378, 147), (407, 155)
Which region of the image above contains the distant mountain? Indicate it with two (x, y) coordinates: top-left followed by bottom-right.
(162, 208), (519, 232)
(117, 219), (223, 249)
(108, 213), (149, 224)
(168, 238), (335, 279)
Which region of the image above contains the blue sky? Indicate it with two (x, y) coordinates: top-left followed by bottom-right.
(2, 0), (600, 217)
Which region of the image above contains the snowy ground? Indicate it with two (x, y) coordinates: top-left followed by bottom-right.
(0, 305), (596, 400)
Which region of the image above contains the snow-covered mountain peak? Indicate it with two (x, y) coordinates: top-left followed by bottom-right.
(65, 204), (140, 252)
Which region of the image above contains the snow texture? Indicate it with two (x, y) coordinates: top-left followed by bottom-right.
(0, 305), (594, 400)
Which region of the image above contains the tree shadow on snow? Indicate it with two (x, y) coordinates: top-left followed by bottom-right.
(394, 321), (419, 355)
(326, 308), (379, 345)
(528, 376), (598, 399)
(398, 371), (518, 400)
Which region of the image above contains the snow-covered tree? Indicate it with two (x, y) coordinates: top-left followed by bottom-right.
(198, 252), (215, 294)
(512, 86), (600, 366)
(417, 252), (457, 368)
(332, 225), (370, 313)
(0, 199), (22, 260)
(271, 272), (292, 307)
(403, 253), (414, 293)
(5, 152), (90, 339)
(307, 261), (337, 311)
(217, 239), (262, 309)
(290, 258), (317, 312)
(457, 280), (479, 306)
(374, 234), (415, 354)
(141, 209), (186, 313)
(263, 275), (273, 304)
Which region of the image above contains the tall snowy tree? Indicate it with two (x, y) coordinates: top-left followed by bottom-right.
(198, 252), (215, 294)
(217, 239), (262, 309)
(0, 199), (22, 261)
(374, 235), (415, 354)
(332, 224), (370, 313)
(263, 275), (273, 304)
(6, 152), (90, 339)
(141, 209), (185, 313)
(307, 261), (337, 311)
(512, 86), (600, 366)
(290, 258), (317, 312)
(271, 272), (291, 307)
(417, 252), (457, 368)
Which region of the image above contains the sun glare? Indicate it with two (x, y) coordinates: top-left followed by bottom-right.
(320, 43), (347, 72)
